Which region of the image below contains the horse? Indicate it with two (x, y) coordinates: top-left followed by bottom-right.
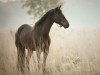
(15, 5), (69, 75)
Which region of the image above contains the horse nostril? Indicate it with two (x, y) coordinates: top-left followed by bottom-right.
(67, 24), (69, 28)
(65, 24), (69, 28)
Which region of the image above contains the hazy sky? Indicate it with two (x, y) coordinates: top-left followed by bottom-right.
(0, 0), (100, 29)
(64, 0), (100, 28)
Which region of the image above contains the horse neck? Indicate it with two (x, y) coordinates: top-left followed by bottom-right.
(34, 15), (54, 37)
(42, 16), (54, 36)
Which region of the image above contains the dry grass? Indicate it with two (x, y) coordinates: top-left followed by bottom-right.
(0, 27), (100, 75)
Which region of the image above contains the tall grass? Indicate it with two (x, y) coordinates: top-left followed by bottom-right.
(0, 27), (100, 75)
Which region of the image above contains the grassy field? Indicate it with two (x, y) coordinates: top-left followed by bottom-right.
(0, 27), (100, 75)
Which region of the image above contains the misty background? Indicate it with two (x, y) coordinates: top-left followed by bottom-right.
(0, 0), (100, 75)
(0, 0), (100, 30)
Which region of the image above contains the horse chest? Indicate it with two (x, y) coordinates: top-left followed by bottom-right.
(34, 37), (50, 51)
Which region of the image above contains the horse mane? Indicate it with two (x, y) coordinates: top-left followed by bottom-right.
(35, 9), (54, 27)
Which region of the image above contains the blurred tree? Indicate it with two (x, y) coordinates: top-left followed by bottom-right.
(21, 0), (64, 19)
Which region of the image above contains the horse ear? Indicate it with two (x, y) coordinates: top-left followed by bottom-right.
(58, 5), (61, 9)
(55, 5), (61, 11)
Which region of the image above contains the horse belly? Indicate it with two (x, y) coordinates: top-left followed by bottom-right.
(22, 38), (36, 50)
(20, 34), (36, 51)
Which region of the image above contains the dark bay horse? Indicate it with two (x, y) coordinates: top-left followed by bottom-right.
(15, 6), (69, 75)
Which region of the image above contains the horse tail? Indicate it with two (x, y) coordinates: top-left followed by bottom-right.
(15, 25), (25, 73)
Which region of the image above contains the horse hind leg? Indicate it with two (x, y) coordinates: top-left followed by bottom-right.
(26, 50), (33, 71)
(17, 44), (25, 73)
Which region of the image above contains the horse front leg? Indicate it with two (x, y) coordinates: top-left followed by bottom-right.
(42, 50), (49, 75)
(36, 50), (42, 75)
